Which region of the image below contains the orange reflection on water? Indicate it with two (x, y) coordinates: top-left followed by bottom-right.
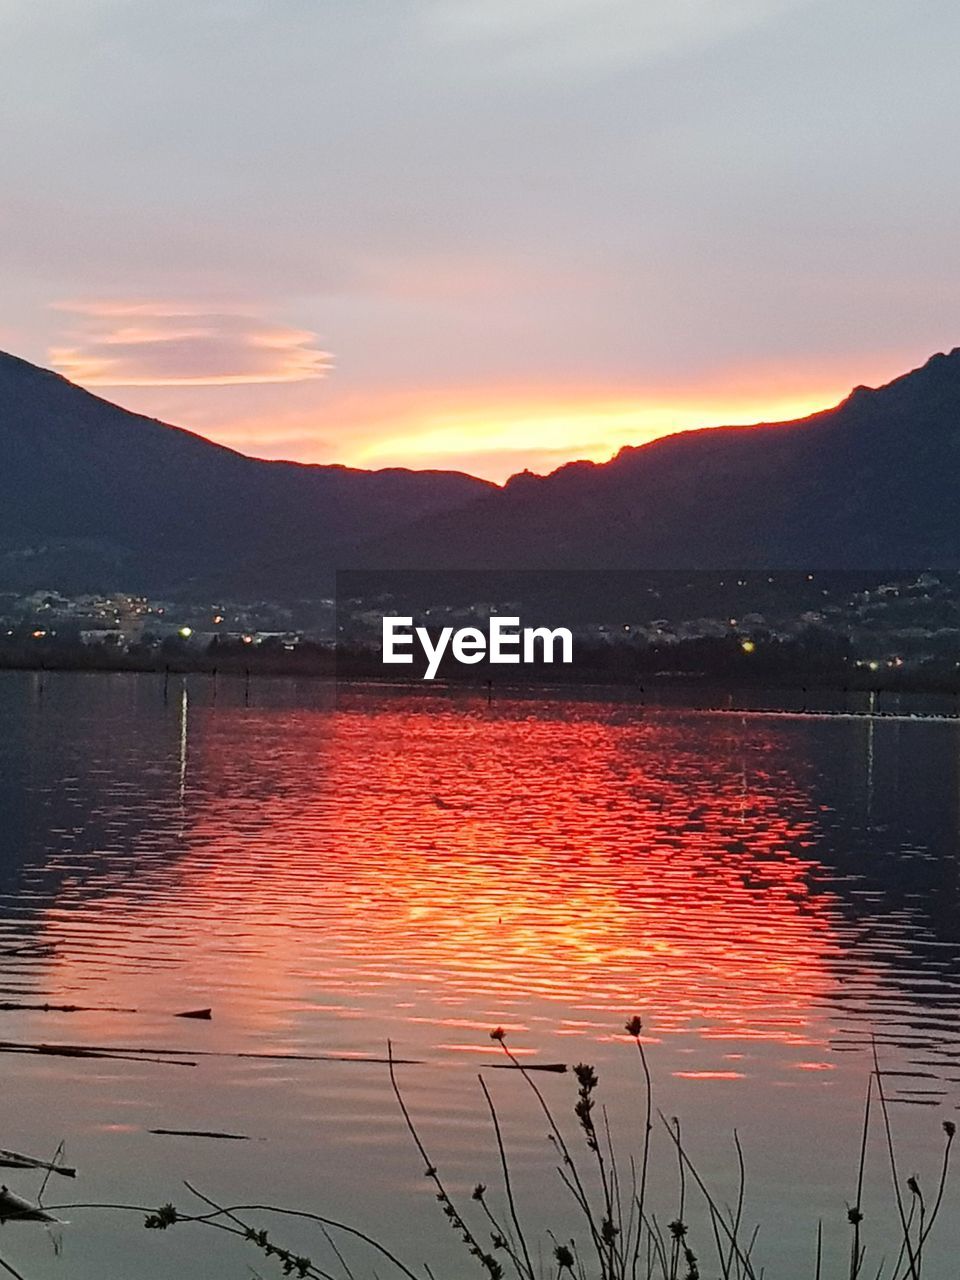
(30, 696), (840, 1064)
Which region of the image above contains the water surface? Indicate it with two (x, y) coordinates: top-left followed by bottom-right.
(1, 672), (959, 1278)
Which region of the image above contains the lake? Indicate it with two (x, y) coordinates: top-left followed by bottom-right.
(1, 671), (959, 1279)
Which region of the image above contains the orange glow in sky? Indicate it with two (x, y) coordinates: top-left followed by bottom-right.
(327, 383), (844, 481)
(44, 301), (920, 482)
(99, 362), (873, 483)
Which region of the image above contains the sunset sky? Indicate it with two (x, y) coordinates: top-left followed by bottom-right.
(2, 0), (959, 482)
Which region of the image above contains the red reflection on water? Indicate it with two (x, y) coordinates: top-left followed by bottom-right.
(32, 698), (840, 1059)
(673, 1071), (746, 1080)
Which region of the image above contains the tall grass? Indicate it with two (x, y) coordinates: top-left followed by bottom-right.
(13, 1021), (956, 1280)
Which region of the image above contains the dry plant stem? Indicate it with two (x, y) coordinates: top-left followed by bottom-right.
(571, 1238), (587, 1280)
(476, 1194), (527, 1280)
(650, 1218), (660, 1280)
(888, 1120), (955, 1280)
(387, 1041), (500, 1280)
(815, 1221), (823, 1280)
(744, 1224), (760, 1272)
(899, 1122), (955, 1278)
(914, 1184), (925, 1279)
(321, 1225), (357, 1280)
(670, 1118), (685, 1280)
(624, 1156), (639, 1272)
(183, 1182), (336, 1280)
(722, 1132), (746, 1280)
(890, 1202), (917, 1280)
(700, 1173), (729, 1280)
(36, 1139), (65, 1207)
(495, 1037), (607, 1276)
(851, 1076), (873, 1280)
(658, 1113), (758, 1280)
(576, 1078), (618, 1279)
(646, 1213), (671, 1280)
(871, 1041), (920, 1280)
(629, 1034), (653, 1280)
(40, 1195), (421, 1280)
(595, 1147), (619, 1278)
(478, 1074), (536, 1280)
(602, 1108), (625, 1262)
(671, 1115), (730, 1280)
(39, 1193), (337, 1280)
(207, 1204), (423, 1280)
(189, 1206), (327, 1278)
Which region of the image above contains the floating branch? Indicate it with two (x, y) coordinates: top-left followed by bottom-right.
(0, 1002), (137, 1014)
(148, 1129), (252, 1141)
(0, 1187), (61, 1224)
(0, 1149), (76, 1178)
(0, 1039), (420, 1065)
(0, 1002), (212, 1019)
(486, 1061), (568, 1073)
(0, 1042), (195, 1067)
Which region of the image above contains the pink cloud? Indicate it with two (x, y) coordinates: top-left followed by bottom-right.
(48, 301), (332, 386)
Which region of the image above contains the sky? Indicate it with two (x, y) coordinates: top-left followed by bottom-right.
(1, 0), (959, 482)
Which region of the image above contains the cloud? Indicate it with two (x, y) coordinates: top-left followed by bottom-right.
(0, 0), (956, 485)
(48, 301), (332, 386)
(424, 0), (816, 74)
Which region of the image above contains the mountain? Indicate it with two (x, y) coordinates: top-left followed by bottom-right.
(0, 351), (492, 593)
(359, 348), (960, 572)
(3, 345), (960, 597)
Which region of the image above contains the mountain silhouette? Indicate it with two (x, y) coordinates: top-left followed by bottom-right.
(0, 351), (491, 592)
(2, 346), (960, 595)
(357, 347), (960, 572)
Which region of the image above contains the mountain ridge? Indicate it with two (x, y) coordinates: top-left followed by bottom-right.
(353, 346), (960, 573)
(2, 345), (960, 593)
(0, 349), (494, 592)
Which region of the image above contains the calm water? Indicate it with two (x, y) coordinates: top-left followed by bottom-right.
(1, 672), (960, 1278)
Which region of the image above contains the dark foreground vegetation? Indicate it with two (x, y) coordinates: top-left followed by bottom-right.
(3, 1025), (955, 1280)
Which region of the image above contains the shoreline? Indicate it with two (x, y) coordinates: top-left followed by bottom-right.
(5, 656), (960, 708)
